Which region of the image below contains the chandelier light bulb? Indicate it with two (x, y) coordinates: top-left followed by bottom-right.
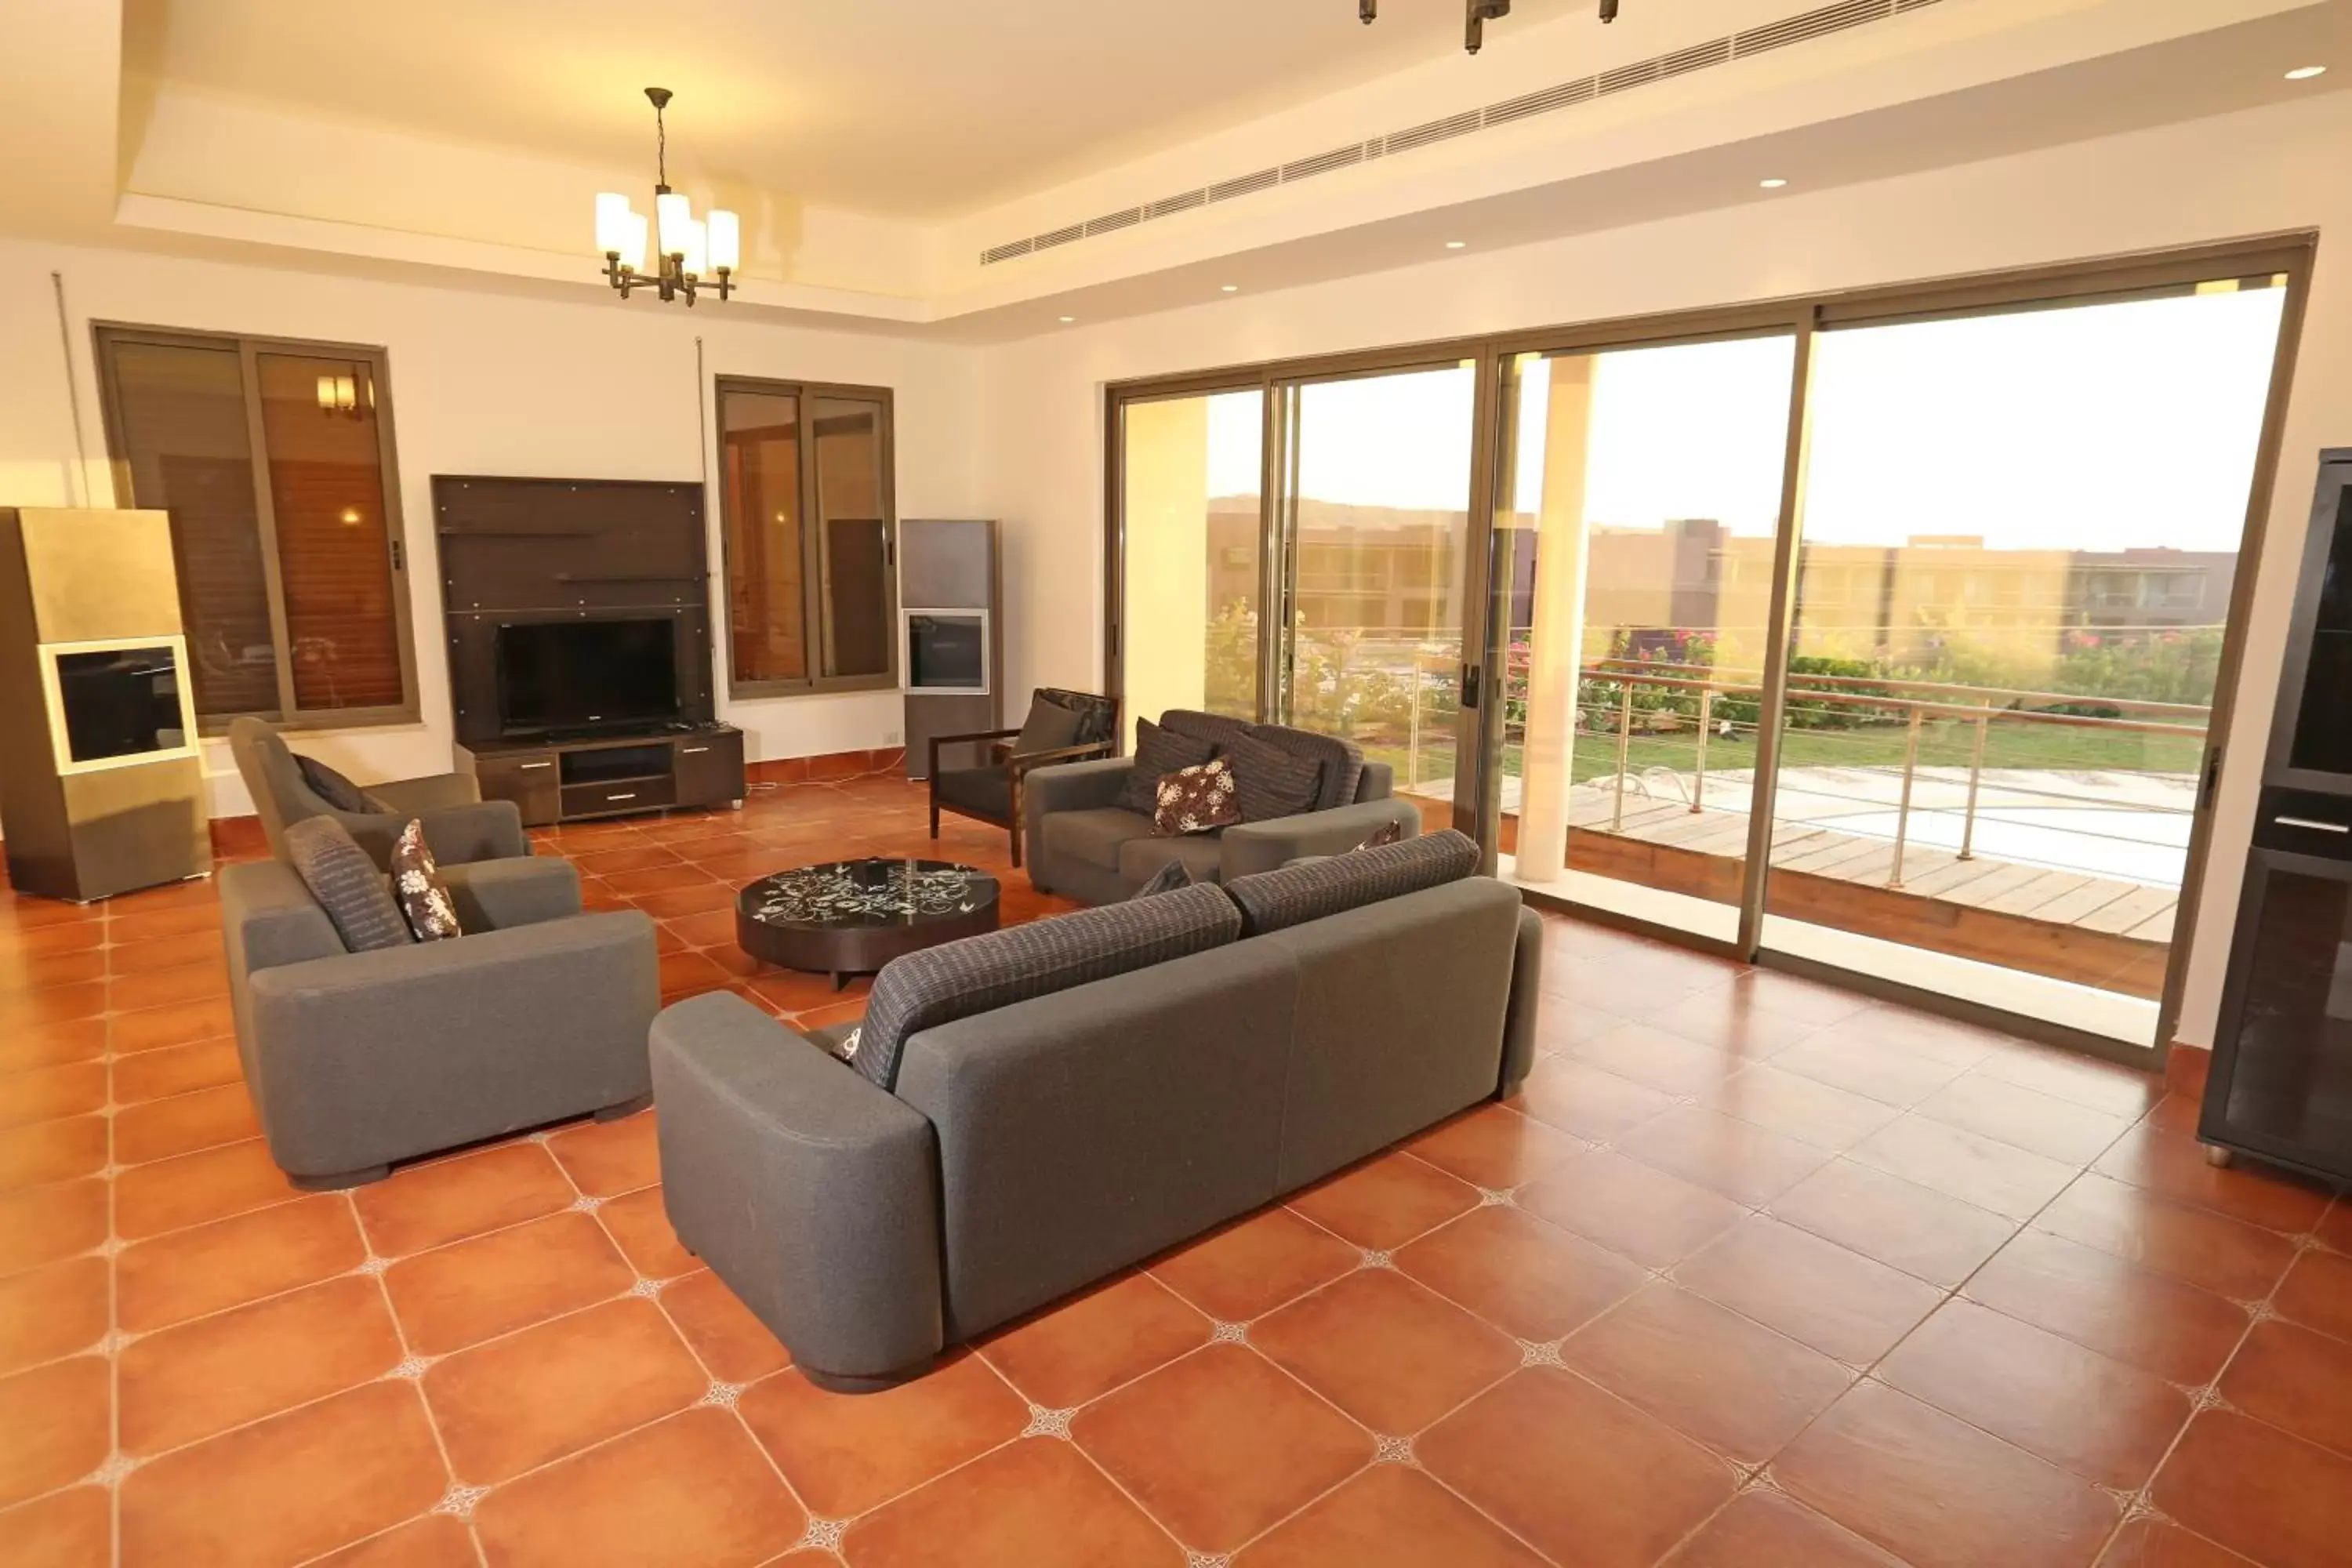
(655, 191), (693, 258)
(594, 192), (633, 256)
(706, 209), (741, 274)
(681, 218), (709, 278)
(622, 210), (650, 272)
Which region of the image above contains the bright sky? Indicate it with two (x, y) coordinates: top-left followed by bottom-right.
(1201, 285), (2286, 554)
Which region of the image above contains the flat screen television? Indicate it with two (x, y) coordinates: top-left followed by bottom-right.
(495, 618), (681, 737)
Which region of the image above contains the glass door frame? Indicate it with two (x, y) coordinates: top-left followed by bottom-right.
(1102, 343), (1504, 836)
(1104, 235), (2316, 1065)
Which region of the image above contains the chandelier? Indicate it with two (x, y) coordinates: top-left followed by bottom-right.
(1359, 0), (1624, 54)
(593, 88), (739, 305)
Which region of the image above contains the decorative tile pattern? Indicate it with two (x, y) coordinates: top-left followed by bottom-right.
(2, 779), (2346, 1568)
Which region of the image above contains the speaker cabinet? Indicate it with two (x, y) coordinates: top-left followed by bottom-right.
(0, 509), (209, 902)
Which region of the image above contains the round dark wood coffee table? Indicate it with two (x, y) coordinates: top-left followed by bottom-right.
(736, 858), (1000, 989)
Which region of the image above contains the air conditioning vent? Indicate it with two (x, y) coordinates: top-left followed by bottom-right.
(1483, 78), (1596, 127)
(1206, 168), (1281, 204)
(1659, 38), (1733, 78)
(1282, 144), (1369, 182)
(1597, 59), (1663, 96)
(980, 0), (1948, 264)
(1386, 109), (1483, 155)
(1734, 0), (1891, 58)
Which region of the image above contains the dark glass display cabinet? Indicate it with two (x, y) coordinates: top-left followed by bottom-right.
(2203, 448), (2352, 1181)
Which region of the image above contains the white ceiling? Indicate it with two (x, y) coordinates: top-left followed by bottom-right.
(123, 0), (1592, 221)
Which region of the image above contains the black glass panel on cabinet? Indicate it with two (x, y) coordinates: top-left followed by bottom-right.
(54, 645), (187, 763)
(2223, 860), (2352, 1156)
(2290, 485), (2352, 777)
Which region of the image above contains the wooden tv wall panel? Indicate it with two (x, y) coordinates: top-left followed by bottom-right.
(430, 476), (713, 748)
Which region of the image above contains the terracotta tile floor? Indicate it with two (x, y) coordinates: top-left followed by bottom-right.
(2, 775), (2350, 1567)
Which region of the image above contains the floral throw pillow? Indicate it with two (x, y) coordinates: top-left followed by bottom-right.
(1153, 757), (1240, 837)
(390, 818), (463, 942)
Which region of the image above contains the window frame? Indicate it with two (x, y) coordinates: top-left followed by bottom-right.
(712, 374), (901, 700)
(90, 321), (421, 736)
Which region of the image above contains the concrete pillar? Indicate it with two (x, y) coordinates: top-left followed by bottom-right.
(1513, 355), (1597, 883)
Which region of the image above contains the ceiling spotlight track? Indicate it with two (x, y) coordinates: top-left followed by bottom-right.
(1359, 0), (1621, 53)
(592, 87), (739, 305)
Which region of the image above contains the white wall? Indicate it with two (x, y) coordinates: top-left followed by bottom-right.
(0, 236), (986, 816)
(975, 89), (2352, 1051)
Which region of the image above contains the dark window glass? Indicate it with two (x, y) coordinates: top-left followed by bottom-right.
(55, 645), (186, 762)
(715, 382), (897, 692)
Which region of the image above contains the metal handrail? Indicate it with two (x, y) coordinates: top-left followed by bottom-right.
(1383, 645), (2207, 890)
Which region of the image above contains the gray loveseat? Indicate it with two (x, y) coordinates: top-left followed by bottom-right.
(1024, 709), (1423, 904)
(220, 852), (659, 1188)
(649, 832), (1542, 1389)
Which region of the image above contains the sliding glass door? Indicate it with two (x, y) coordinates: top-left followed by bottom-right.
(1271, 362), (1478, 818)
(1759, 274), (2292, 1042)
(1108, 242), (2306, 1055)
(1486, 333), (1797, 942)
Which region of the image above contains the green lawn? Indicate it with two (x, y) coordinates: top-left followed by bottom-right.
(1359, 715), (2205, 793)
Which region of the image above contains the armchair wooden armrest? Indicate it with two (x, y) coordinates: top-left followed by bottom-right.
(927, 727), (1024, 779)
(1007, 739), (1116, 775)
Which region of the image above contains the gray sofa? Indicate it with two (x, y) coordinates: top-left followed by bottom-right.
(220, 852), (659, 1188)
(650, 833), (1542, 1389)
(229, 717), (529, 871)
(1024, 710), (1423, 904)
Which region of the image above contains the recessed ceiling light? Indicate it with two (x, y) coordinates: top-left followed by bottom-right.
(1058, 315), (1076, 323)
(1445, 240), (1468, 249)
(1759, 177), (1789, 189)
(1221, 284), (1240, 292)
(2285, 64), (2328, 80)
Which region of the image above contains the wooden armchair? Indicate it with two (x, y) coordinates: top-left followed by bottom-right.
(928, 688), (1118, 867)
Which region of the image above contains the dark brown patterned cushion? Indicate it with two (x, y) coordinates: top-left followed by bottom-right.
(847, 883), (1242, 1090)
(1153, 757), (1240, 837)
(295, 754), (371, 813)
(283, 815), (412, 952)
(1356, 818), (1406, 851)
(1223, 829), (1480, 936)
(1117, 718), (1218, 815)
(1220, 733), (1326, 823)
(389, 819), (463, 942)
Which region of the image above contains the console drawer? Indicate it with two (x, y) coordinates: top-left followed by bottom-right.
(560, 777), (676, 818)
(675, 729), (745, 808)
(473, 751), (561, 827)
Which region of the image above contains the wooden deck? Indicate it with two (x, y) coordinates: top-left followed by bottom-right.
(1402, 781), (2178, 1000)
(1564, 786), (2180, 945)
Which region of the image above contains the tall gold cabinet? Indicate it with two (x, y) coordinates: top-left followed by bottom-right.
(0, 509), (209, 901)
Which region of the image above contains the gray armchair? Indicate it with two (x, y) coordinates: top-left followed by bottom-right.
(229, 717), (528, 871)
(1024, 710), (1423, 905)
(219, 853), (659, 1189)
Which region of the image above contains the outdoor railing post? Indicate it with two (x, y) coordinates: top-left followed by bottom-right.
(1889, 704), (1923, 889)
(1692, 689), (1711, 814)
(1958, 710), (1990, 862)
(1406, 655), (1423, 791)
(1612, 684), (1633, 832)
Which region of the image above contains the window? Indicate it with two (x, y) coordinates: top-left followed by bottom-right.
(95, 326), (416, 729)
(715, 377), (898, 697)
